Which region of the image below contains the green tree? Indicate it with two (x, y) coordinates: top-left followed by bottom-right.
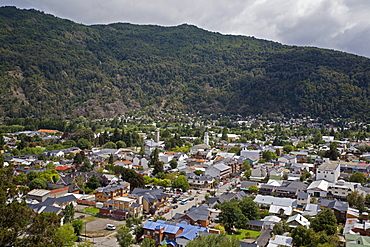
(116, 141), (127, 148)
(247, 185), (259, 193)
(348, 171), (367, 185)
(29, 178), (48, 190)
(216, 200), (247, 233)
(72, 219), (84, 236)
(310, 209), (337, 235)
(26, 212), (63, 246)
(172, 175), (190, 192)
(0, 135), (4, 149)
(133, 225), (144, 240)
(73, 152), (83, 165)
(141, 237), (156, 247)
(0, 155), (33, 246)
(109, 154), (114, 164)
(324, 142), (340, 161)
(283, 145), (295, 153)
(169, 159), (178, 169)
(221, 127), (228, 141)
(121, 168), (145, 192)
(77, 138), (91, 150)
(187, 233), (239, 247)
(194, 170), (203, 176)
(152, 161), (164, 176)
(228, 146), (241, 155)
(238, 197), (259, 221)
(116, 226), (135, 247)
(86, 174), (101, 190)
(273, 223), (284, 235)
(347, 190), (366, 213)
(54, 223), (77, 246)
(27, 170), (38, 182)
(63, 203), (75, 224)
(291, 226), (316, 247)
(79, 158), (92, 172)
(104, 141), (117, 149)
(262, 150), (277, 161)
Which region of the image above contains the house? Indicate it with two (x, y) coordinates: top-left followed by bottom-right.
(269, 205), (293, 216)
(307, 180), (329, 198)
(95, 181), (130, 202)
(316, 162), (341, 183)
(185, 173), (214, 188)
(320, 199), (348, 222)
(297, 192), (311, 206)
(267, 235), (293, 247)
(259, 184), (276, 195)
(101, 196), (143, 218)
(302, 203), (321, 217)
(240, 150), (261, 164)
(246, 220), (265, 231)
(28, 194), (79, 216)
(143, 220), (208, 246)
(205, 163), (231, 181)
(286, 214), (310, 228)
(27, 189), (51, 202)
(253, 195), (297, 208)
(177, 204), (212, 227)
(250, 165), (268, 181)
(345, 234), (370, 247)
(26, 187), (69, 202)
(130, 188), (169, 214)
(269, 167), (284, 180)
(275, 181), (308, 199)
(328, 180), (360, 199)
(240, 181), (260, 192)
(217, 191), (248, 204)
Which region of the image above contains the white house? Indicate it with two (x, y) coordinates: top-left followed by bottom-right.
(316, 162), (340, 183)
(287, 214), (310, 228)
(307, 180), (329, 197)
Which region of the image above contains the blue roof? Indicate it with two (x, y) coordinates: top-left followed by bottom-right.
(143, 220), (207, 240)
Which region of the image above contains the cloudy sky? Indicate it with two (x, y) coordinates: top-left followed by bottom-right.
(1, 0), (370, 58)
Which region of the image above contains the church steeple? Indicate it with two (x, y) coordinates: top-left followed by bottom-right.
(204, 128), (209, 146)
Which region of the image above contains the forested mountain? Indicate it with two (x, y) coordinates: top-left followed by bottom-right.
(1, 6), (370, 120)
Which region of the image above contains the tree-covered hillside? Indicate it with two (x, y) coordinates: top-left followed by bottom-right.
(1, 6), (370, 120)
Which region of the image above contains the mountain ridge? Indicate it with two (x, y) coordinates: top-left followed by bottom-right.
(1, 6), (370, 120)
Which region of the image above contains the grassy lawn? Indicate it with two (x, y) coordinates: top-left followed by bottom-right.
(227, 229), (261, 241)
(81, 207), (99, 214)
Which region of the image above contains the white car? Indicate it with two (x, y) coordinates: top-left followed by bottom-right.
(106, 224), (116, 230)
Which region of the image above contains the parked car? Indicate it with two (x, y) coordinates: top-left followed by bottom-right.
(189, 197), (194, 201)
(197, 191), (201, 194)
(106, 224), (116, 230)
(173, 205), (178, 209)
(164, 209), (170, 213)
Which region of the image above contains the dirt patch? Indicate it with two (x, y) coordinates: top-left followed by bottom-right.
(83, 218), (125, 237)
